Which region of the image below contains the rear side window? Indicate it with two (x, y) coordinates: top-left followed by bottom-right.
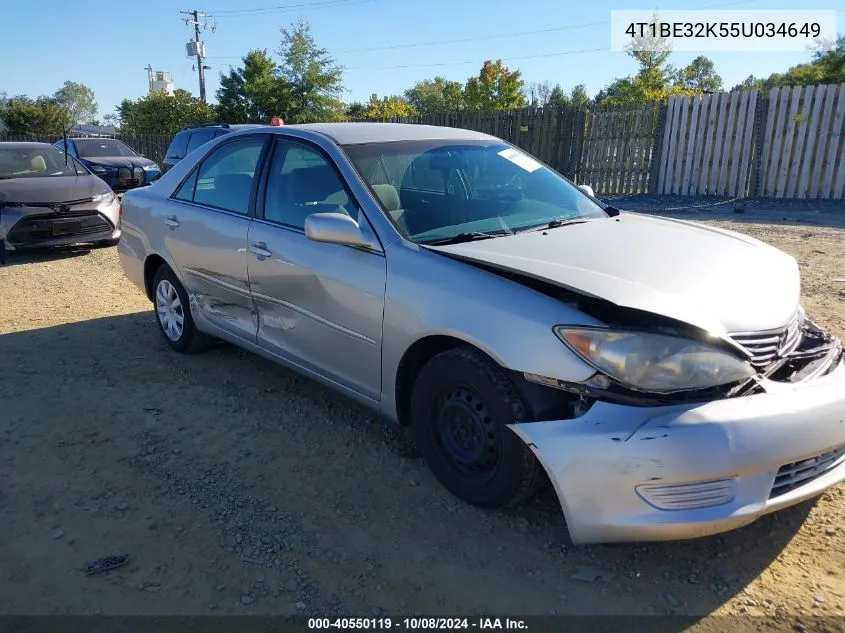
(166, 131), (190, 160)
(180, 137), (265, 214)
(186, 129), (216, 154)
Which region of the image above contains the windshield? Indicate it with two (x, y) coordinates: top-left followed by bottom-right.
(74, 138), (138, 158)
(0, 146), (89, 179)
(342, 139), (606, 243)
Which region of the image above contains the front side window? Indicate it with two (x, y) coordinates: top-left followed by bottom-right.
(342, 139), (607, 242)
(178, 137), (264, 214)
(0, 146), (88, 179)
(263, 140), (351, 229)
(73, 139), (137, 158)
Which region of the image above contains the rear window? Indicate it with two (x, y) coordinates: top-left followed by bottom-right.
(166, 131), (190, 160)
(186, 129), (216, 154)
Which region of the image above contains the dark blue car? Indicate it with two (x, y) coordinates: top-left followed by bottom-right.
(54, 137), (161, 193)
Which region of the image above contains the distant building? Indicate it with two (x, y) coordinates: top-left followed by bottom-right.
(146, 65), (175, 96)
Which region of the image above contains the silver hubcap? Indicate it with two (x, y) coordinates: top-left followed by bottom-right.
(155, 279), (184, 342)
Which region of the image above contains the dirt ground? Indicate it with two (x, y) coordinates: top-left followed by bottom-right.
(1, 208), (845, 629)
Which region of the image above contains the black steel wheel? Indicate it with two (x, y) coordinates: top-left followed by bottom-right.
(410, 346), (543, 507)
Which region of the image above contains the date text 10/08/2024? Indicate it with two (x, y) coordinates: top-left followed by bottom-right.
(308, 618), (528, 630)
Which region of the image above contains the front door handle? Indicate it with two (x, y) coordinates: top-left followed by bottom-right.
(249, 242), (272, 258)
(164, 216), (180, 229)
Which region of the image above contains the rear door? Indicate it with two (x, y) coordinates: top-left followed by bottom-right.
(246, 136), (387, 399)
(163, 134), (270, 342)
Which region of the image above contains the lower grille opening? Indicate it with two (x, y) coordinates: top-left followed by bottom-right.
(769, 447), (845, 499)
(8, 212), (114, 246)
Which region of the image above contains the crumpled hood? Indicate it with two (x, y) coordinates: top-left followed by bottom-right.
(426, 213), (801, 336)
(81, 156), (157, 169)
(0, 175), (109, 204)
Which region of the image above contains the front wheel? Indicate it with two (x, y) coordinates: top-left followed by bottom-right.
(410, 346), (543, 508)
(152, 265), (211, 354)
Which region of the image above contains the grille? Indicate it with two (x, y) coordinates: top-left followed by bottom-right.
(133, 167), (145, 184)
(730, 311), (804, 369)
(769, 447), (845, 499)
(116, 167), (141, 189)
(7, 213), (113, 246)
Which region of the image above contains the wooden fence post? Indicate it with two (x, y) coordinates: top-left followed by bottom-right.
(648, 102), (668, 193)
(750, 91), (768, 198)
(568, 107), (587, 181)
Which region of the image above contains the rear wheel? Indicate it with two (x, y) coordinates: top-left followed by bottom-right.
(152, 265), (211, 354)
(410, 346), (543, 507)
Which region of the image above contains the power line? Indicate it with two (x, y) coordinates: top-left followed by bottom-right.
(211, 0), (374, 16)
(207, 0), (758, 59)
(181, 10), (216, 103)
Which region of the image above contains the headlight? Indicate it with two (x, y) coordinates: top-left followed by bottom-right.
(142, 164), (159, 171)
(90, 165), (109, 174)
(554, 326), (755, 393)
(92, 191), (116, 205)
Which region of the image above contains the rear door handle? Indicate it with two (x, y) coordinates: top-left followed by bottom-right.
(249, 242), (272, 258)
(164, 216), (180, 229)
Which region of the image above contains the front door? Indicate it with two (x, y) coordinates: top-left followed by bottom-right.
(247, 137), (386, 400)
(164, 134), (268, 342)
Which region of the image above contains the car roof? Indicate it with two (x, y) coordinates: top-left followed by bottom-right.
(284, 122), (496, 145)
(0, 141), (61, 150)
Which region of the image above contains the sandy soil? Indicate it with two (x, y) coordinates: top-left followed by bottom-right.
(1, 210), (844, 629)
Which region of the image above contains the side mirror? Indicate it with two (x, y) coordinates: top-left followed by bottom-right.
(304, 212), (371, 248)
(577, 184), (595, 198)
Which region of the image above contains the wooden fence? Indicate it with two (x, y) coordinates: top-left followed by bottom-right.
(758, 84), (845, 199)
(656, 91), (759, 197)
(576, 102), (662, 195)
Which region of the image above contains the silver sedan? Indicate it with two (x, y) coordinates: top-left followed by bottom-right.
(117, 123), (845, 544)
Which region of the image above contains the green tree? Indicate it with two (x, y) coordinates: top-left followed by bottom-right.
(117, 89), (216, 134)
(216, 49), (290, 123)
(53, 81), (97, 130)
(675, 56), (723, 92)
(277, 20), (345, 122)
(362, 94), (416, 119)
(464, 60), (525, 111)
(732, 74), (764, 92)
(524, 81), (552, 107)
(547, 84), (570, 108)
(761, 35), (845, 88)
(569, 84), (590, 108)
(0, 96), (66, 136)
(344, 101), (366, 120)
(404, 76), (464, 114)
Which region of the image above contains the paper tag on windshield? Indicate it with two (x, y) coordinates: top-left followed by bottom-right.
(497, 148), (542, 173)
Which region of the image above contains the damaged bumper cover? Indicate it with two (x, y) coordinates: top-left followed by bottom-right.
(510, 351), (845, 545)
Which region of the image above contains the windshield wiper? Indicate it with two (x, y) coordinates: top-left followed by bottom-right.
(516, 217), (596, 234)
(422, 231), (508, 246)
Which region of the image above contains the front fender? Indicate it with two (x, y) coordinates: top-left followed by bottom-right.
(380, 242), (601, 421)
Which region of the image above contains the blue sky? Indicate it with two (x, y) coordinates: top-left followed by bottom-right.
(1, 0), (841, 119)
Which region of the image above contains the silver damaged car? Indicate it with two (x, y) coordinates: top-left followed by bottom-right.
(117, 123), (845, 544)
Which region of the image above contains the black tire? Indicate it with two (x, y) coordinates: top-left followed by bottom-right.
(410, 346), (543, 508)
(151, 265), (211, 354)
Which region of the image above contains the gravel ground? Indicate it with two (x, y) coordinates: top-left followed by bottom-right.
(1, 207), (844, 629)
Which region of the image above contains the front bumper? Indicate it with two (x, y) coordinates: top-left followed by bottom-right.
(1, 199), (121, 251)
(510, 357), (845, 544)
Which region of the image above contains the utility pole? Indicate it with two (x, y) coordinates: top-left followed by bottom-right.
(180, 10), (214, 103)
